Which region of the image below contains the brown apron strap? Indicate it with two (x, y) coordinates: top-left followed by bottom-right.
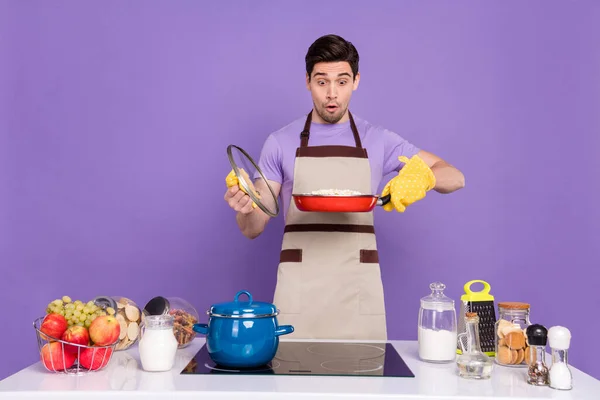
(284, 224), (375, 234)
(300, 111), (362, 148)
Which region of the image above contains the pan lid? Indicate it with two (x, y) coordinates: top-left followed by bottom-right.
(227, 145), (279, 217)
(207, 290), (278, 318)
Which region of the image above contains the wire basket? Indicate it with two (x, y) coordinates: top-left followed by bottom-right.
(33, 316), (117, 375)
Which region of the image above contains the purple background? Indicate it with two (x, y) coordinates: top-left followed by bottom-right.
(2, 0), (599, 381)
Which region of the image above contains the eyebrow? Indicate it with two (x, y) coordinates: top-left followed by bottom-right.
(313, 72), (352, 78)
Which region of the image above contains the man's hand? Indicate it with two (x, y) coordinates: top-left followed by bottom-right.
(224, 185), (255, 215)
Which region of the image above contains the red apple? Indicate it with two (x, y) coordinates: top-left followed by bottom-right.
(40, 341), (76, 371)
(79, 346), (113, 371)
(40, 313), (68, 341)
(88, 315), (120, 346)
(61, 325), (90, 354)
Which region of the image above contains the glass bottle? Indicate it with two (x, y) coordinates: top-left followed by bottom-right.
(548, 326), (573, 390)
(526, 324), (549, 386)
(417, 282), (457, 363)
(456, 312), (493, 379)
(139, 314), (179, 372)
(494, 302), (531, 367)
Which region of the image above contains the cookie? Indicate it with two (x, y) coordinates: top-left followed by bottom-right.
(505, 331), (526, 350)
(515, 348), (525, 364)
(497, 345), (513, 364)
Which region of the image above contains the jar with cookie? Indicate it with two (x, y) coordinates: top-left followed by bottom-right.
(494, 302), (531, 367)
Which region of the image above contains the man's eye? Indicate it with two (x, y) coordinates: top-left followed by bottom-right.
(318, 81), (326, 85)
(339, 80), (347, 85)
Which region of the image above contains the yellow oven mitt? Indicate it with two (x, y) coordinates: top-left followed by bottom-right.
(381, 155), (436, 212)
(225, 169), (259, 208)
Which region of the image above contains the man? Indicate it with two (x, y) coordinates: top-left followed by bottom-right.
(224, 34), (465, 340)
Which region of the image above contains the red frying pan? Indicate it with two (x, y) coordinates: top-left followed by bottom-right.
(292, 193), (391, 213)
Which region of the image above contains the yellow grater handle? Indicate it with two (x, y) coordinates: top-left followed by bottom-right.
(461, 280), (494, 301)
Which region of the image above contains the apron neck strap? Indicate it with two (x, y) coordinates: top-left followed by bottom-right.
(300, 110), (363, 148)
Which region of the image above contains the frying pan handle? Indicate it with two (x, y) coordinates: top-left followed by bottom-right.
(377, 194), (391, 207)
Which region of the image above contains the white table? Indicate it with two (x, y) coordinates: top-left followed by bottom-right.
(0, 338), (598, 399)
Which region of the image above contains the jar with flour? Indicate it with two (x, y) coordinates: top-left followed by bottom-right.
(418, 282), (458, 363)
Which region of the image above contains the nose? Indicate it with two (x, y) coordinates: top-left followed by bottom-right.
(326, 84), (338, 100)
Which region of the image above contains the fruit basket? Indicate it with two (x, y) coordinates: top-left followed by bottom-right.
(34, 315), (118, 375)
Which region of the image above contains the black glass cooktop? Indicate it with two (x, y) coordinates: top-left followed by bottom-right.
(180, 341), (415, 377)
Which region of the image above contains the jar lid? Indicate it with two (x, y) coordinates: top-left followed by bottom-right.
(143, 296), (170, 316)
(498, 302), (530, 310)
(420, 282), (455, 310)
(208, 291), (278, 318)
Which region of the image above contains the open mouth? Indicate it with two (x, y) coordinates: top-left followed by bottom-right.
(325, 104), (339, 112)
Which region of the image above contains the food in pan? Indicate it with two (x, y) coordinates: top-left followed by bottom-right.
(309, 189), (364, 196)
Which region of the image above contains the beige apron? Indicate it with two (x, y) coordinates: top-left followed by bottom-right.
(272, 111), (387, 341)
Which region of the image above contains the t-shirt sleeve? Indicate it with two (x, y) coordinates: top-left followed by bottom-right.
(255, 134), (283, 184)
(382, 129), (421, 175)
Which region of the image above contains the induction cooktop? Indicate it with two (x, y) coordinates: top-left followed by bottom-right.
(180, 341), (415, 377)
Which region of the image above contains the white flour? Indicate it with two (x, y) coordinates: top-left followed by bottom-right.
(418, 327), (457, 362)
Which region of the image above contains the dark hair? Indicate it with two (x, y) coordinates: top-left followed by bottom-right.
(305, 34), (359, 80)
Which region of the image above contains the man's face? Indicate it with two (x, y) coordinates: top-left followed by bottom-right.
(306, 61), (360, 124)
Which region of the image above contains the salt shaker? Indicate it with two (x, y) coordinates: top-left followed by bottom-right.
(525, 324), (549, 386)
(548, 326), (573, 390)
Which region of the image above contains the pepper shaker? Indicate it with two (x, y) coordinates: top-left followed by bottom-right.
(525, 324), (549, 386)
(548, 326), (573, 390)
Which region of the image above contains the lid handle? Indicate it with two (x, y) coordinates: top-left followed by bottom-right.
(463, 280), (491, 295)
(234, 290), (253, 305)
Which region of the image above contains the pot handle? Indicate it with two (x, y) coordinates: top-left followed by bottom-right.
(274, 325), (294, 336)
(192, 323), (208, 335)
(376, 194), (391, 207)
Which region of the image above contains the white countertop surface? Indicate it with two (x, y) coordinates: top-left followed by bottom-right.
(0, 338), (597, 399)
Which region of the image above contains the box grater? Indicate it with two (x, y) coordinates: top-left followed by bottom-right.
(456, 280), (497, 356)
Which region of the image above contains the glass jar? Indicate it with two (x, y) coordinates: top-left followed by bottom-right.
(418, 282), (457, 363)
(143, 296), (199, 348)
(494, 302), (531, 367)
(139, 314), (178, 372)
(93, 296), (143, 351)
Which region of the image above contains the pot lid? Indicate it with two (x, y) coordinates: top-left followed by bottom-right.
(227, 145), (279, 218)
(208, 290), (277, 318)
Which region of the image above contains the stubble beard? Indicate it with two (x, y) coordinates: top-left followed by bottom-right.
(314, 103), (348, 124)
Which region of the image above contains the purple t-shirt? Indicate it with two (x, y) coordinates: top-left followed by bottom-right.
(257, 114), (421, 219)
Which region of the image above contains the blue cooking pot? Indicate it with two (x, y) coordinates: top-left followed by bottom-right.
(192, 290), (294, 368)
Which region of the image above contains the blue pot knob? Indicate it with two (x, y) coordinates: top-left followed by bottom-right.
(234, 290), (253, 305)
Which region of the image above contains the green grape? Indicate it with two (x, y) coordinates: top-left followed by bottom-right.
(84, 320), (92, 328)
(90, 305), (98, 313)
(75, 304), (84, 312)
(62, 296), (72, 304)
(79, 314), (87, 322)
(86, 301), (94, 308)
(74, 310), (81, 317)
(76, 322), (84, 327)
(91, 314), (98, 321)
(74, 300), (83, 306)
(82, 307), (90, 314)
(65, 312), (73, 319)
(52, 299), (63, 307)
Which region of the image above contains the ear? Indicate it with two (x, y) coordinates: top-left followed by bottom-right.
(306, 73), (311, 90)
(352, 72), (360, 91)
